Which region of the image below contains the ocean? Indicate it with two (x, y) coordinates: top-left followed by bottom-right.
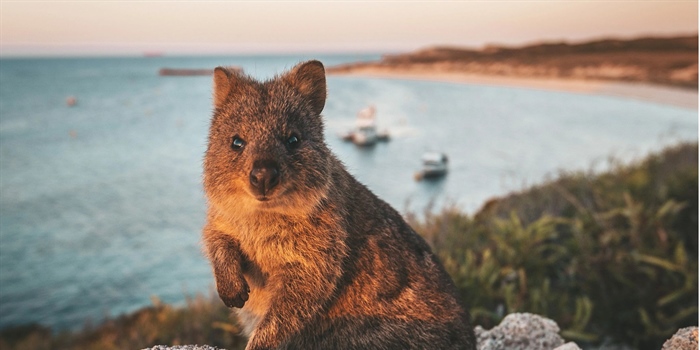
(0, 54), (697, 331)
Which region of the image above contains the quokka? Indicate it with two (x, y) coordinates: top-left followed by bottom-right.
(202, 60), (476, 350)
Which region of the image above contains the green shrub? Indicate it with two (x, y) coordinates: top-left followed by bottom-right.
(409, 142), (698, 349)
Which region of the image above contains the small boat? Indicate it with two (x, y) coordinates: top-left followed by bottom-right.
(340, 106), (390, 146)
(415, 152), (449, 181)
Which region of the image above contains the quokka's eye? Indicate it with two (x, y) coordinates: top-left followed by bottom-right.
(231, 136), (245, 150)
(286, 134), (300, 149)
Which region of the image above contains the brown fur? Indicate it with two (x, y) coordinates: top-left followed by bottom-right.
(202, 60), (476, 350)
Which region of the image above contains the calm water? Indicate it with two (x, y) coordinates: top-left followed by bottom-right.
(0, 55), (696, 331)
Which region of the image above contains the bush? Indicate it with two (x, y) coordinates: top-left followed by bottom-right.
(409, 142), (698, 349)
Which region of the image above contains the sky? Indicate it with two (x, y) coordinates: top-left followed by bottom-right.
(1, 0), (698, 57)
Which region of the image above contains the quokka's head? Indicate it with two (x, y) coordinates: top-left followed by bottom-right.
(204, 60), (332, 215)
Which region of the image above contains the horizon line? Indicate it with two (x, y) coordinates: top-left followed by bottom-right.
(2, 31), (697, 59)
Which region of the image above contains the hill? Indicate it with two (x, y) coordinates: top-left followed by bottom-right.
(328, 35), (698, 88)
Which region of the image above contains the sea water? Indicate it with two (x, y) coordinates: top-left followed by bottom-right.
(0, 55), (697, 331)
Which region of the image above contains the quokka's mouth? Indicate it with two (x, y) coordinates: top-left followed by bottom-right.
(249, 188), (278, 202)
(254, 193), (282, 204)
(253, 195), (286, 210)
(249, 186), (296, 209)
(250, 184), (289, 203)
(251, 190), (293, 209)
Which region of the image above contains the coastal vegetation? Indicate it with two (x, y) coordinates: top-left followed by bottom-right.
(411, 141), (698, 349)
(0, 142), (696, 350)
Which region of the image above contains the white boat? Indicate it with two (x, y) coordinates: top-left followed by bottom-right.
(340, 106), (389, 146)
(415, 152), (449, 180)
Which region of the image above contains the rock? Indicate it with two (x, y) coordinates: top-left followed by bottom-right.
(143, 346), (224, 350)
(554, 342), (582, 350)
(661, 327), (698, 350)
(133, 322), (700, 350)
(475, 313), (566, 350)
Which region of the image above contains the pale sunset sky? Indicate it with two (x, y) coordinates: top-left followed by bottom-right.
(1, 0), (698, 57)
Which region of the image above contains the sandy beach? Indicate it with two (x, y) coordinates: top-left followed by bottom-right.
(328, 67), (698, 110)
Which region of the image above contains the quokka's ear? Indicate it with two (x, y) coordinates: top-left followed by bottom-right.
(213, 66), (240, 109)
(283, 60), (327, 115)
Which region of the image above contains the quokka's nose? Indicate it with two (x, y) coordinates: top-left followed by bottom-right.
(249, 161), (280, 195)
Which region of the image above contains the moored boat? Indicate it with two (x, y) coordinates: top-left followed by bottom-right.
(415, 152), (448, 181)
(340, 105), (390, 146)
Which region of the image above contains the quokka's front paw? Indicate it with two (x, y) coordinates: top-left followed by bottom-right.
(217, 276), (250, 308)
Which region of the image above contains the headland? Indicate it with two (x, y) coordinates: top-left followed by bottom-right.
(327, 35), (698, 109)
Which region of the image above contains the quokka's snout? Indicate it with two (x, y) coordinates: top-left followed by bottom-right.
(249, 159), (281, 198)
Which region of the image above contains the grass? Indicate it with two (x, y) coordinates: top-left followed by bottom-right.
(1, 142), (697, 350)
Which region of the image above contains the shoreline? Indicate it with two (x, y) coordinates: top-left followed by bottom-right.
(327, 68), (698, 110)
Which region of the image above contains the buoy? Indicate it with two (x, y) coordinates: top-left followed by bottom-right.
(66, 96), (77, 107)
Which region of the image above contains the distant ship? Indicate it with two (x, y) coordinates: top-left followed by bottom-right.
(158, 66), (242, 76)
(159, 68), (215, 76)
